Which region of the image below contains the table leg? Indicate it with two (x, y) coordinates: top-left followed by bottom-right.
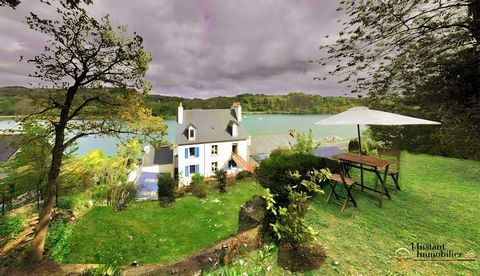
(374, 165), (391, 208)
(360, 163), (364, 191)
(382, 165), (391, 199)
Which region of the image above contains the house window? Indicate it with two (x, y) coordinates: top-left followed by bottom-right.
(185, 147), (199, 158)
(185, 164), (199, 177)
(211, 145), (218, 155)
(211, 162), (218, 172)
(189, 128), (195, 140)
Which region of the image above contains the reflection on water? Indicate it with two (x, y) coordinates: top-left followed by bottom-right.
(1, 114), (363, 156)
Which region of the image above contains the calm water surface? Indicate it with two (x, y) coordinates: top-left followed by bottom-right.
(0, 114), (361, 155)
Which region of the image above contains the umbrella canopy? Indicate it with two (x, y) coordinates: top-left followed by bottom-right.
(314, 106), (440, 154)
(314, 106), (441, 126)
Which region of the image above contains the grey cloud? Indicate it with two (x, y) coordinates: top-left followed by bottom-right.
(0, 0), (349, 98)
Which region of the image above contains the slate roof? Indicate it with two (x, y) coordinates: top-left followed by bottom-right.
(154, 147), (173, 165)
(0, 135), (22, 162)
(176, 109), (248, 145)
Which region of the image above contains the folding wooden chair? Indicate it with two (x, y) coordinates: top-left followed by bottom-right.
(377, 147), (401, 191)
(324, 158), (358, 212)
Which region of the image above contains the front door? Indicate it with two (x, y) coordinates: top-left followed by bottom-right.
(232, 143), (238, 154)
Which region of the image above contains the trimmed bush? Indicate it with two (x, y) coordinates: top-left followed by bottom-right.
(108, 183), (136, 212)
(158, 173), (177, 207)
(255, 153), (324, 205)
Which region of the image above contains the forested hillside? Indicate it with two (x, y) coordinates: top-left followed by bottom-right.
(0, 86), (360, 117)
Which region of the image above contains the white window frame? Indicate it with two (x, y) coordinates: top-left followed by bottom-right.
(211, 162), (218, 172)
(211, 145), (218, 156)
(188, 126), (196, 140)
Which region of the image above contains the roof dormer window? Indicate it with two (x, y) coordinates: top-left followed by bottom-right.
(228, 121), (238, 137)
(188, 125), (196, 140)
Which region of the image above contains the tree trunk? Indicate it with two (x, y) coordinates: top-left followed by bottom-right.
(31, 85), (78, 262)
(31, 128), (65, 262)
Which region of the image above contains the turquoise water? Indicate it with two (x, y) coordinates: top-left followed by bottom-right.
(0, 114), (361, 156)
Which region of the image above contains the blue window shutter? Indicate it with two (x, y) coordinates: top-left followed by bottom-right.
(195, 164), (199, 173)
(185, 166), (189, 177)
(195, 147), (199, 157)
(185, 148), (188, 158)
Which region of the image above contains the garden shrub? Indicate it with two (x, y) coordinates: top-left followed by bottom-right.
(80, 264), (120, 276)
(347, 128), (379, 155)
(236, 170), (253, 180)
(45, 221), (75, 263)
(255, 152), (324, 205)
(157, 173), (177, 207)
(108, 182), (137, 212)
(57, 193), (93, 215)
(215, 169), (228, 193)
(0, 215), (25, 240)
(191, 173), (204, 185)
(264, 172), (327, 272)
(270, 147), (293, 158)
(92, 185), (110, 203)
(57, 196), (76, 210)
(191, 173), (207, 198)
(289, 129), (320, 155)
(175, 187), (187, 198)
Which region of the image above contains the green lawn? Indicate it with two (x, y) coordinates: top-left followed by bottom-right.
(210, 152), (480, 275)
(64, 179), (265, 265)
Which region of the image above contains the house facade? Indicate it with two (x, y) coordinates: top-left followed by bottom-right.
(176, 103), (250, 185)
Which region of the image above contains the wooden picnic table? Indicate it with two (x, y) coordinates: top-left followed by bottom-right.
(333, 152), (393, 207)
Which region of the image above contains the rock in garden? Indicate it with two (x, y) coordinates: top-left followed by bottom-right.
(237, 195), (267, 233)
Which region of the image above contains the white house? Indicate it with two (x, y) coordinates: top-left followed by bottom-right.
(175, 102), (252, 186)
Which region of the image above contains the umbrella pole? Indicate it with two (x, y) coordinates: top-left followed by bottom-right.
(357, 124), (362, 154)
(357, 124), (364, 188)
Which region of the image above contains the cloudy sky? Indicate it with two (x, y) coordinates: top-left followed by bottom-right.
(0, 0), (348, 98)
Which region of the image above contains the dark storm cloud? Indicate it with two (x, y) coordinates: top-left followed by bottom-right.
(0, 0), (349, 98)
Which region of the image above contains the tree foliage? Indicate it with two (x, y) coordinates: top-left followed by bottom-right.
(24, 0), (166, 261)
(289, 129), (320, 155)
(318, 0), (480, 159)
(0, 88), (360, 117)
(0, 120), (53, 201)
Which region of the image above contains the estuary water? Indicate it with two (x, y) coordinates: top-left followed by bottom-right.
(0, 114), (361, 155)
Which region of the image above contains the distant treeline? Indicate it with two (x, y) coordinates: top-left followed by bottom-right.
(145, 92), (360, 117)
(0, 86), (360, 117)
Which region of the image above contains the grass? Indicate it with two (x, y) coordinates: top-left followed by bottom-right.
(210, 152), (480, 275)
(0, 215), (25, 247)
(64, 179), (264, 265)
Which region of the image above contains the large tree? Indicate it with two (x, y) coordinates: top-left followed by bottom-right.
(317, 0), (480, 158)
(24, 1), (167, 261)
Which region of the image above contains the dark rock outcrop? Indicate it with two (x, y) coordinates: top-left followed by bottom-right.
(237, 195), (267, 233)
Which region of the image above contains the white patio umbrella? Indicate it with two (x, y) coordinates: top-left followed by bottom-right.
(314, 106), (441, 154)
